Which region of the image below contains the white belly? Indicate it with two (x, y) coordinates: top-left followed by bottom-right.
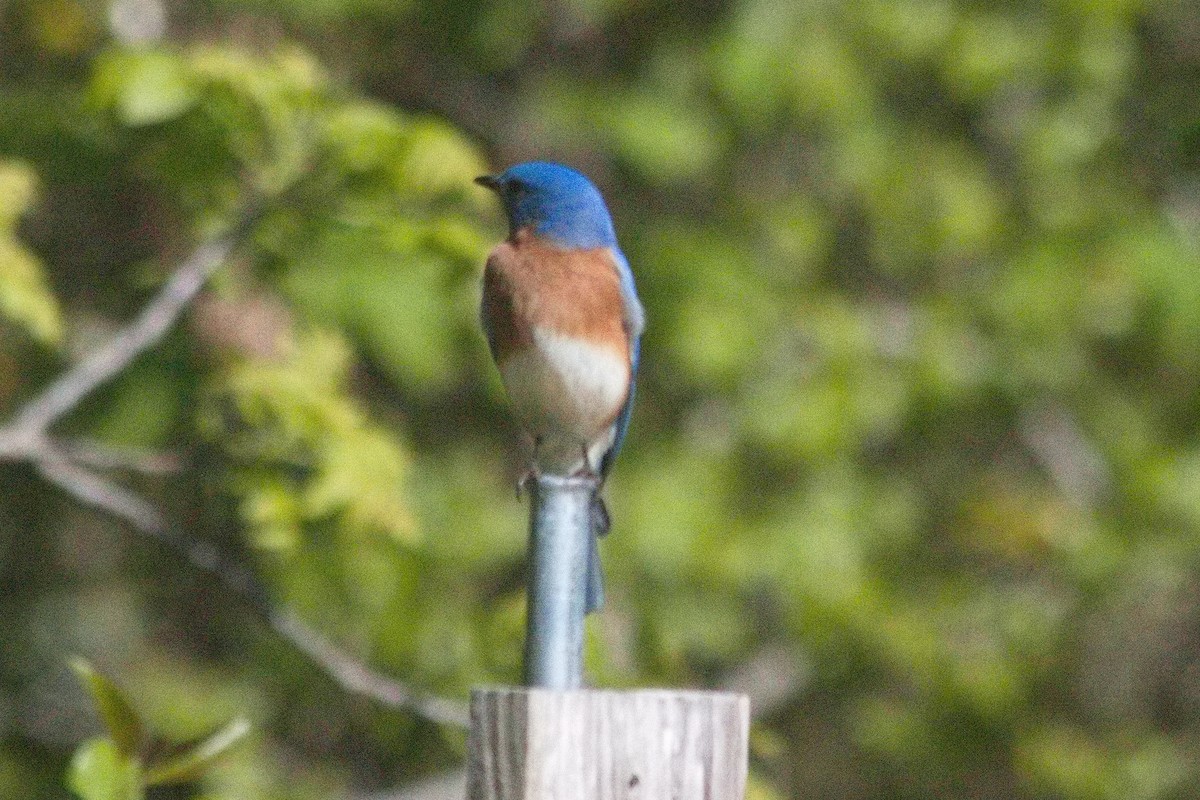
(499, 327), (629, 473)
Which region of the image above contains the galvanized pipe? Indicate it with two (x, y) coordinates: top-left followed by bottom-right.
(523, 474), (596, 689)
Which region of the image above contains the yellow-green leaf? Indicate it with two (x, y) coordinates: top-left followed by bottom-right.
(67, 738), (141, 800)
(70, 659), (145, 758)
(143, 717), (251, 786)
(0, 162), (62, 345)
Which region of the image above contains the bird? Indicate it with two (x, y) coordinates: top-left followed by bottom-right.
(476, 161), (644, 613)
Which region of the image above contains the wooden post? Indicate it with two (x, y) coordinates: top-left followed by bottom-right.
(466, 687), (750, 799)
(471, 479), (751, 798)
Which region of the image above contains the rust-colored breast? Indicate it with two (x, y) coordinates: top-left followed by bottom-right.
(481, 250), (531, 361)
(482, 229), (630, 364)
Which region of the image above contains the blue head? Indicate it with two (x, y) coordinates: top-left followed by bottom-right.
(476, 162), (617, 249)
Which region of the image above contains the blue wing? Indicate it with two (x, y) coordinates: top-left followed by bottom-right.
(599, 247), (644, 478)
(587, 247), (642, 611)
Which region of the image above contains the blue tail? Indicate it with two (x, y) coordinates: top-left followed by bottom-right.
(584, 493), (609, 613)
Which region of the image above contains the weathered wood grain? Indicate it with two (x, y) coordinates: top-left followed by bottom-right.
(467, 687), (750, 800)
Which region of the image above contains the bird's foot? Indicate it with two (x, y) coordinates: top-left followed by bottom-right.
(516, 466), (540, 499)
(570, 444), (599, 480)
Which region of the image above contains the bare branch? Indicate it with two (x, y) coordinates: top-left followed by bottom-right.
(36, 450), (266, 601)
(0, 221), (249, 459)
(357, 771), (467, 800)
(53, 437), (182, 474)
(720, 642), (811, 720)
(6, 223), (246, 440)
(3, 213), (469, 730)
(272, 612), (470, 727)
(38, 451), (470, 728)
(38, 453), (170, 537)
(0, 428), (42, 460)
(1018, 402), (1110, 507)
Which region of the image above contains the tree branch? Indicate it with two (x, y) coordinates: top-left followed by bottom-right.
(9, 235), (239, 438)
(1018, 402), (1110, 507)
(272, 612), (469, 728)
(39, 452), (469, 728)
(358, 771), (467, 800)
(2, 217), (469, 730)
(55, 437), (182, 474)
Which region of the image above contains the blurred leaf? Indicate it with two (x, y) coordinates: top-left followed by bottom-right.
(745, 772), (786, 800)
(203, 328), (417, 547)
(28, 0), (98, 54)
(282, 224), (465, 390)
(69, 659), (145, 759)
(91, 50), (197, 126)
(0, 162), (62, 345)
(605, 91), (723, 182)
(143, 717), (251, 786)
(0, 162), (38, 227)
(66, 739), (140, 800)
(393, 118), (489, 198)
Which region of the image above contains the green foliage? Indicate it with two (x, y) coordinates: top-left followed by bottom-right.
(67, 659), (249, 800)
(142, 718), (252, 786)
(2, 0), (1200, 798)
(0, 161), (62, 345)
(68, 739), (140, 800)
(202, 328), (416, 548)
(87, 44), (331, 220)
(70, 659), (145, 757)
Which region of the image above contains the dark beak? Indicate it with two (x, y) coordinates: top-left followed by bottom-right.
(474, 174), (500, 190)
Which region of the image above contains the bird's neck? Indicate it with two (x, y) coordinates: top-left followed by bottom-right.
(509, 216), (616, 250)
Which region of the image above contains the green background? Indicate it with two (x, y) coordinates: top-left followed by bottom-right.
(2, 0), (1200, 797)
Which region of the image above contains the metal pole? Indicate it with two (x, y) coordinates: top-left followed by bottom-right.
(523, 474), (595, 688)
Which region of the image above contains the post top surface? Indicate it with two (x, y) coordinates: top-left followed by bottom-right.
(471, 685), (750, 705)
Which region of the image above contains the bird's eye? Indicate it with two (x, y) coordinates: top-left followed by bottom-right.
(508, 179), (527, 193)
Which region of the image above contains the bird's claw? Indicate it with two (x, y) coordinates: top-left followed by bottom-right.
(571, 444), (599, 480)
(516, 466), (539, 499)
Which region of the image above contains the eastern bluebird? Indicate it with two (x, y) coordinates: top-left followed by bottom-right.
(476, 162), (644, 613)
